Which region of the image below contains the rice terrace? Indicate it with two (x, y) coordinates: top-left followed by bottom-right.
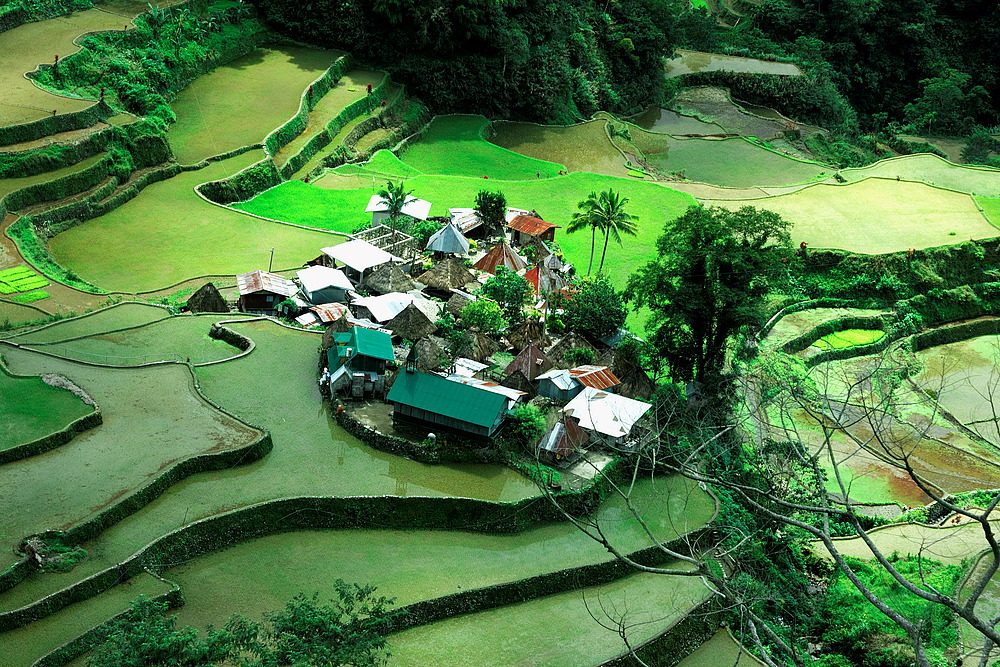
(2, 0), (1000, 666)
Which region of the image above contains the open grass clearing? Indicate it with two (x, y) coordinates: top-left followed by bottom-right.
(48, 151), (339, 292)
(0, 345), (260, 572)
(5, 302), (169, 344)
(488, 118), (628, 177)
(976, 196), (1000, 225)
(666, 50), (801, 78)
(710, 179), (997, 254)
(387, 566), (710, 666)
(657, 136), (826, 187)
(167, 46), (341, 164)
(0, 319), (540, 612)
(400, 115), (564, 179)
(840, 154), (1000, 198)
(0, 363), (93, 451)
(168, 475), (714, 630)
(0, 572), (172, 667)
(812, 329), (885, 350)
(20, 313), (245, 366)
(272, 69), (385, 168)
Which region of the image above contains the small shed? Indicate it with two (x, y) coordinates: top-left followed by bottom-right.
(507, 214), (558, 245)
(236, 270), (297, 314)
(366, 194), (432, 226)
(296, 302), (350, 327)
(298, 265), (354, 304)
(425, 221), (470, 256)
(453, 357), (488, 378)
(449, 208), (484, 237)
(536, 368), (582, 403)
(184, 282), (229, 313)
(569, 365), (621, 392)
(446, 289), (477, 316)
(524, 263), (566, 296)
(562, 387), (652, 446)
(417, 258), (476, 295)
(504, 343), (552, 381)
(505, 320), (551, 353)
(536, 416), (589, 465)
(321, 240), (399, 283)
(326, 326), (395, 398)
(473, 241), (527, 275)
(387, 370), (509, 439)
(386, 302), (438, 340)
(364, 263), (416, 295)
(351, 292), (416, 323)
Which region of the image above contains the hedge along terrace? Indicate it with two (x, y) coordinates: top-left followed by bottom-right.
(28, 0), (271, 138)
(46, 151), (338, 292)
(0, 361), (95, 453)
(0, 319), (537, 615)
(167, 46), (343, 165)
(709, 178), (999, 255)
(0, 342), (264, 578)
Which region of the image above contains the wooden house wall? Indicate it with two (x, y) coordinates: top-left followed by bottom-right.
(391, 403), (497, 438)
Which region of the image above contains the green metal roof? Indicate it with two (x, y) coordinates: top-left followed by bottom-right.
(332, 326), (394, 361)
(386, 371), (507, 428)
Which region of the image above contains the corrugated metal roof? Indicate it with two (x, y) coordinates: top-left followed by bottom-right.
(504, 207), (531, 223)
(569, 365), (621, 390)
(366, 194), (433, 220)
(298, 265), (354, 293)
(504, 344), (551, 380)
(236, 270), (297, 297)
(473, 242), (527, 275)
(426, 222), (470, 255)
(444, 374), (526, 410)
(537, 417), (589, 456)
(295, 311), (321, 326)
(449, 208), (483, 234)
(454, 357), (488, 377)
(563, 387), (651, 439)
(536, 368), (577, 391)
(311, 302), (349, 323)
(344, 325), (395, 361)
(387, 371), (507, 428)
(351, 292), (415, 322)
(507, 215), (559, 236)
(322, 240), (399, 272)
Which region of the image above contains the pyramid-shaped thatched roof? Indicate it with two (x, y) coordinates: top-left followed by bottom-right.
(364, 263), (415, 295)
(473, 241), (527, 275)
(417, 258), (476, 292)
(446, 290), (476, 316)
(465, 330), (501, 362)
(547, 332), (598, 367)
(185, 282), (229, 313)
(425, 221), (470, 255)
(414, 335), (448, 372)
(386, 302), (437, 340)
(502, 368), (537, 397)
(617, 365), (656, 400)
(505, 319), (551, 353)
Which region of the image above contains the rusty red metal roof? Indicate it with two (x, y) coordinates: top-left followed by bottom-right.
(504, 344), (552, 381)
(507, 215), (558, 236)
(236, 270), (297, 297)
(473, 241), (527, 275)
(311, 302), (349, 323)
(569, 365), (620, 390)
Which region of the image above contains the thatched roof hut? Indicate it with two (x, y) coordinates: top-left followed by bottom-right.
(387, 303), (437, 340)
(417, 258), (476, 292)
(364, 263), (415, 295)
(184, 282), (230, 313)
(446, 290), (476, 316)
(501, 369), (537, 397)
(505, 318), (550, 352)
(504, 343), (552, 381)
(547, 332), (598, 368)
(465, 330), (501, 362)
(414, 335), (449, 372)
(617, 366), (656, 400)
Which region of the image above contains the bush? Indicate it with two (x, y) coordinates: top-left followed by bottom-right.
(506, 404), (547, 448)
(563, 347), (595, 366)
(460, 299), (506, 335)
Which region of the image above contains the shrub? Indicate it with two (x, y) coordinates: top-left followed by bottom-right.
(506, 404), (547, 448)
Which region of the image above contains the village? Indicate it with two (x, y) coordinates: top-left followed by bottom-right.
(186, 188), (656, 486)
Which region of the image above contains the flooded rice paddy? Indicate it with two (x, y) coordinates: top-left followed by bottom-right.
(665, 50), (802, 78)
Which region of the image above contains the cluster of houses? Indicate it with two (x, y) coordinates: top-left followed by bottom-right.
(215, 194), (652, 467)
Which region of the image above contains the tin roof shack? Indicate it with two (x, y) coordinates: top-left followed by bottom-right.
(326, 326), (395, 398)
(449, 208), (485, 238)
(535, 365), (620, 403)
(473, 241), (528, 275)
(507, 215), (558, 246)
(562, 387), (651, 447)
(236, 270), (297, 315)
(298, 266), (354, 305)
(536, 416), (589, 466)
(505, 344), (552, 381)
(366, 194), (432, 226)
(387, 370), (509, 440)
(425, 221), (471, 256)
(296, 303), (350, 327)
(321, 240), (399, 284)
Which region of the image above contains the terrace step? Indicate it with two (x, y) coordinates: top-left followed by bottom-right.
(16, 175), (117, 218)
(0, 113), (135, 154)
(0, 152), (106, 205)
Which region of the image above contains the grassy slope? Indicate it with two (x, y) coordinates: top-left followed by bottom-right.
(841, 154), (1000, 198)
(0, 366), (93, 450)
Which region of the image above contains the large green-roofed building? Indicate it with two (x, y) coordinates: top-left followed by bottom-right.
(386, 370), (508, 439)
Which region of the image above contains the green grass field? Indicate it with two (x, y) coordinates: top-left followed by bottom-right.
(48, 152), (340, 292)
(400, 115), (564, 179)
(977, 196), (1000, 226)
(840, 154), (1000, 198)
(711, 179), (998, 254)
(167, 46), (341, 164)
(0, 365), (94, 451)
(813, 329), (885, 350)
(0, 266), (48, 294)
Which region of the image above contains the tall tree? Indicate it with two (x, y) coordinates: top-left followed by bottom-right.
(567, 191), (600, 276)
(475, 190), (507, 238)
(377, 180), (414, 239)
(626, 205), (791, 386)
(481, 266), (532, 324)
(569, 190), (638, 275)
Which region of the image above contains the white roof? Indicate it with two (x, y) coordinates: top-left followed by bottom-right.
(454, 358), (488, 377)
(444, 374), (527, 410)
(504, 207), (531, 223)
(297, 265), (354, 293)
(295, 312), (321, 326)
(321, 240), (399, 272)
(536, 368), (579, 392)
(449, 208), (483, 234)
(366, 194), (432, 221)
(351, 292), (416, 322)
(562, 387), (652, 439)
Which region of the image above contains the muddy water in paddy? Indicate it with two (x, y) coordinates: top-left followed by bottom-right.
(488, 119), (629, 177)
(665, 50), (802, 78)
(629, 106), (725, 135)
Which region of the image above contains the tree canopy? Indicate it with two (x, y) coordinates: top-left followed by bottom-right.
(563, 276), (627, 341)
(481, 266), (532, 324)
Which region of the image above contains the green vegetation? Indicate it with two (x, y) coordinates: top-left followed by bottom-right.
(812, 329), (885, 350)
(460, 299), (505, 335)
(8, 290), (49, 304)
(0, 365), (93, 451)
(505, 404), (547, 448)
(481, 267), (532, 324)
(0, 266), (48, 294)
(563, 276), (627, 340)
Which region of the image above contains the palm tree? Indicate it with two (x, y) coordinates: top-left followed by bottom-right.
(593, 189), (638, 273)
(377, 180), (414, 241)
(567, 191), (600, 276)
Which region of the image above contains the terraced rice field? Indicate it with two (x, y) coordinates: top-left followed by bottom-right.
(48, 151), (340, 291)
(711, 179), (998, 253)
(678, 629), (768, 666)
(0, 265), (47, 294)
(4, 302), (170, 344)
(840, 154), (1000, 198)
(665, 50), (802, 78)
(0, 363), (93, 451)
(656, 136), (826, 187)
(167, 46), (341, 164)
(812, 329), (885, 350)
(630, 106), (725, 135)
(488, 118), (630, 177)
(0, 153), (105, 201)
